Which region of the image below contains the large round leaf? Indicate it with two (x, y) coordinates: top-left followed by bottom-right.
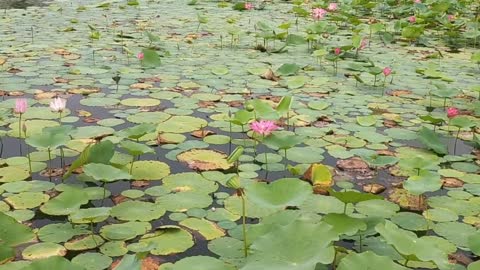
(111, 201), (165, 221)
(245, 178), (312, 208)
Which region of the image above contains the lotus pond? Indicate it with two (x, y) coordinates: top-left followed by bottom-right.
(0, 0), (480, 269)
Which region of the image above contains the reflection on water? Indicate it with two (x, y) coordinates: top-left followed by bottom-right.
(0, 0), (47, 9)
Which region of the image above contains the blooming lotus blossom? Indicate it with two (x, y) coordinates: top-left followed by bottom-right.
(245, 2), (254, 10)
(328, 3), (338, 11)
(250, 120), (279, 136)
(414, 0), (421, 3)
(334, 47), (341, 55)
(137, 52), (144, 60)
(312, 8), (327, 20)
(359, 38), (368, 50)
(447, 107), (459, 118)
(50, 97), (67, 112)
(383, 67), (392, 76)
(447, 14), (455, 21)
(14, 98), (27, 114)
(409, 16), (416, 23)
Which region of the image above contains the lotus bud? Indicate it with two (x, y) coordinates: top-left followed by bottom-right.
(226, 175), (242, 190)
(246, 104), (255, 112)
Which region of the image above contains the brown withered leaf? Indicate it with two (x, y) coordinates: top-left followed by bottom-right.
(35, 92), (57, 100)
(198, 101), (216, 108)
(83, 117), (100, 123)
(260, 69), (280, 81)
(363, 183), (386, 194)
(336, 157), (374, 179)
(389, 90), (412, 96)
(442, 177), (464, 188)
(111, 256), (161, 270)
(191, 129), (215, 138)
(0, 58), (6, 65)
(131, 181), (150, 188)
(388, 188), (427, 211)
(383, 120), (398, 128)
(40, 168), (65, 178)
(112, 195), (128, 205)
(130, 83), (153, 90)
(7, 68), (22, 74)
(53, 77), (70, 84)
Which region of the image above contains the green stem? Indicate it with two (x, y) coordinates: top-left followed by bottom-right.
(130, 155), (135, 174)
(284, 148), (288, 171)
(241, 195), (248, 258)
(359, 234), (363, 252)
(454, 127), (460, 155)
(18, 114), (22, 155)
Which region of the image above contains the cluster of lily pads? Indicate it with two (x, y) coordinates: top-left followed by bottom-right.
(0, 0), (480, 270)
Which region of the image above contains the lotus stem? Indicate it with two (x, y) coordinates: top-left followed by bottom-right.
(26, 145), (32, 174)
(130, 156), (135, 174)
(454, 127), (460, 155)
(47, 148), (52, 181)
(18, 113), (22, 155)
(0, 137), (3, 157)
(284, 149), (288, 171)
(240, 194), (248, 257)
(263, 135), (268, 179)
(359, 234), (363, 252)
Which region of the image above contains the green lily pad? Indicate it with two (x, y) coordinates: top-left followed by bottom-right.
(245, 178), (312, 208)
(0, 166), (30, 183)
(157, 116), (208, 133)
(71, 253), (112, 270)
(0, 212), (35, 246)
(162, 172), (218, 194)
(65, 235), (105, 251)
(100, 221), (151, 241)
(22, 243), (66, 260)
(130, 160), (170, 180)
(129, 226), (194, 255)
(121, 98), (160, 107)
(180, 218), (225, 240)
(111, 201), (165, 221)
(337, 251), (408, 270)
(69, 207), (111, 223)
(40, 189), (89, 216)
(38, 223), (89, 243)
(4, 192), (49, 209)
(160, 256), (235, 270)
(156, 192), (213, 212)
(22, 256), (85, 270)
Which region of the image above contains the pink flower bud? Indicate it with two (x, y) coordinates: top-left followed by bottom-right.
(383, 67), (392, 77)
(14, 98), (27, 114)
(312, 8), (327, 20)
(137, 52), (144, 60)
(328, 3), (338, 11)
(245, 2), (254, 10)
(447, 107), (459, 118)
(334, 47), (341, 55)
(409, 16), (416, 23)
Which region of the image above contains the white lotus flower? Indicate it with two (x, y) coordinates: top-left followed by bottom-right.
(50, 97), (67, 112)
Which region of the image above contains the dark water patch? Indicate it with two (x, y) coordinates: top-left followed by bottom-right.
(0, 0), (49, 9)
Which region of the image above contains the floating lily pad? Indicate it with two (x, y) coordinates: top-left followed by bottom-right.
(129, 226), (194, 255)
(71, 253), (112, 270)
(177, 149), (232, 171)
(100, 221), (151, 241)
(22, 243), (66, 260)
(111, 201), (165, 221)
(180, 218), (225, 240)
(130, 160), (170, 180)
(160, 256), (235, 270)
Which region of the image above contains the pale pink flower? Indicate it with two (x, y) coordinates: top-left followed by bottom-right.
(50, 97), (67, 112)
(447, 14), (455, 21)
(137, 52), (144, 60)
(328, 3), (338, 11)
(447, 107), (459, 118)
(359, 38), (368, 50)
(312, 8), (327, 20)
(414, 0), (421, 3)
(409, 16), (416, 23)
(334, 47), (341, 55)
(250, 120), (279, 136)
(245, 2), (254, 10)
(383, 67), (392, 77)
(14, 98), (27, 114)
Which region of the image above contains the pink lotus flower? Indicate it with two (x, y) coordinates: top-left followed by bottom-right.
(359, 38), (368, 50)
(328, 3), (338, 11)
(447, 107), (459, 118)
(250, 120), (279, 136)
(14, 98), (27, 114)
(383, 67), (392, 77)
(312, 8), (327, 20)
(447, 14), (455, 21)
(50, 97), (67, 112)
(137, 52), (144, 60)
(409, 16), (416, 23)
(245, 2), (254, 10)
(334, 47), (341, 55)
(414, 0), (421, 3)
